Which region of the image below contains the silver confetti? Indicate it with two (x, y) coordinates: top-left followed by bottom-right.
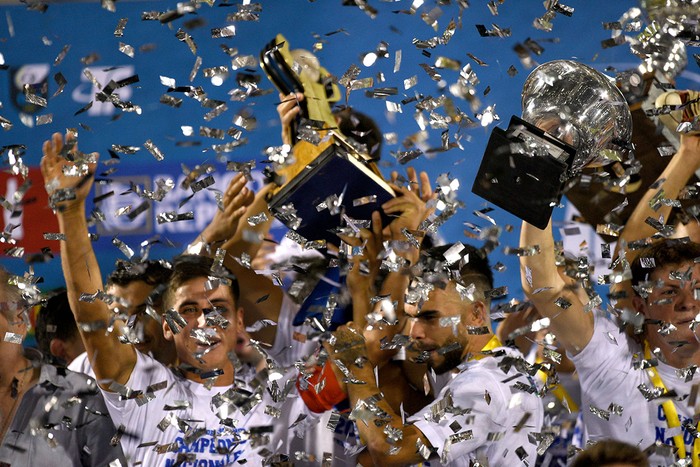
(3, 332), (23, 344)
(112, 237), (134, 259)
(190, 175), (215, 193)
(114, 18), (127, 36)
(144, 139), (164, 161)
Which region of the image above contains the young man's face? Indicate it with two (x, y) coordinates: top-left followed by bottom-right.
(163, 276), (241, 373)
(407, 282), (476, 374)
(107, 281), (173, 362)
(635, 262), (700, 356)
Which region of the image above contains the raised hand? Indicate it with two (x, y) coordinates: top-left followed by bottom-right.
(383, 167), (434, 242)
(200, 173), (255, 245)
(390, 166), (433, 202)
(340, 211), (384, 301)
(40, 131), (98, 212)
(325, 323), (369, 369)
(277, 92), (304, 145)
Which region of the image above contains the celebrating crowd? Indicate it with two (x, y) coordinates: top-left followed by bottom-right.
(2, 29), (700, 466)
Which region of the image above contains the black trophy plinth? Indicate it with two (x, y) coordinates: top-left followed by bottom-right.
(472, 116), (577, 229)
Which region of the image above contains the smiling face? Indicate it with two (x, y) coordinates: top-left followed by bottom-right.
(163, 276), (242, 384)
(407, 282), (487, 374)
(634, 262), (700, 364)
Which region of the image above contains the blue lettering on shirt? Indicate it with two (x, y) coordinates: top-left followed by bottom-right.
(654, 412), (697, 452)
(658, 405), (666, 421)
(655, 426), (666, 442)
(163, 427), (246, 465)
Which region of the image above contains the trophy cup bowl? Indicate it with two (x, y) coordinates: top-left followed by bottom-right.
(521, 60), (633, 171)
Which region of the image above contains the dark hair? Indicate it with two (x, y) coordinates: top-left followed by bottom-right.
(334, 107), (382, 161)
(571, 440), (649, 467)
(630, 239), (700, 289)
(164, 255), (239, 309)
(419, 243), (494, 302)
(35, 289), (79, 364)
(107, 259), (172, 288)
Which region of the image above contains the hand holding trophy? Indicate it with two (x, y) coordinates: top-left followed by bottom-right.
(260, 34), (395, 246)
(472, 60), (633, 229)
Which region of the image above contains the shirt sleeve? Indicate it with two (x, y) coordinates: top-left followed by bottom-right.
(568, 311), (637, 398)
(100, 351), (173, 419)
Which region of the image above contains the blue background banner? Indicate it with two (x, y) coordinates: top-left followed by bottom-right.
(0, 0), (698, 299)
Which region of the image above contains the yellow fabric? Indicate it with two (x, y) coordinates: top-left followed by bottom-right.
(465, 334), (504, 361)
(534, 355), (579, 413)
(644, 342), (699, 466)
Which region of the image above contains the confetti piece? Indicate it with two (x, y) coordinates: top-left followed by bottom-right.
(3, 332), (23, 344)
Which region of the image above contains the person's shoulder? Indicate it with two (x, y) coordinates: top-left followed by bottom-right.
(450, 348), (518, 387)
(127, 349), (181, 389)
(454, 347), (539, 393)
(67, 351), (93, 374)
(40, 363), (102, 398)
(586, 307), (639, 352)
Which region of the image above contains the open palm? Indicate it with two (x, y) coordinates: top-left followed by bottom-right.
(40, 132), (98, 211)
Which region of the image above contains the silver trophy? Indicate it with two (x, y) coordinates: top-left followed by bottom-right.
(472, 60), (633, 229)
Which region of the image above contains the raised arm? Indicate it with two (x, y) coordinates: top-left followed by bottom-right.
(341, 211), (385, 330)
(195, 178), (283, 347)
(617, 135), (700, 246)
(41, 132), (136, 387)
(326, 326), (432, 466)
(278, 92), (305, 146)
(613, 134), (700, 310)
(519, 219), (593, 355)
(379, 168), (434, 317)
(344, 167), (434, 370)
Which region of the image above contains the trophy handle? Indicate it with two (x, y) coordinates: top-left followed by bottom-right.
(260, 34), (340, 144)
(261, 34), (358, 189)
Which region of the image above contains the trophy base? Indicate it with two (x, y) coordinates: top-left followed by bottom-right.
(268, 143), (395, 246)
(472, 116), (577, 229)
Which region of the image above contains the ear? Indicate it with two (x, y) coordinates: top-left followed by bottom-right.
(468, 301), (488, 326)
(162, 319), (174, 342)
(632, 295), (647, 316)
(49, 338), (66, 361)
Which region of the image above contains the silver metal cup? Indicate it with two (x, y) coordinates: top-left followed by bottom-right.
(521, 60), (633, 172)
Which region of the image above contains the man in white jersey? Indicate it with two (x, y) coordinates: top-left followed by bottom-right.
(521, 219), (700, 465)
(325, 243), (544, 466)
(41, 132), (316, 465)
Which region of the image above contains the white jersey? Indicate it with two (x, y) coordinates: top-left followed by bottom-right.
(407, 346), (544, 466)
(101, 351), (318, 466)
(68, 351), (94, 378)
(570, 309), (697, 466)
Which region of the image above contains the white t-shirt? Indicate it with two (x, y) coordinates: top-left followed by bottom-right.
(68, 351), (94, 378)
(407, 347), (544, 466)
(571, 310), (697, 465)
(101, 351), (317, 466)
